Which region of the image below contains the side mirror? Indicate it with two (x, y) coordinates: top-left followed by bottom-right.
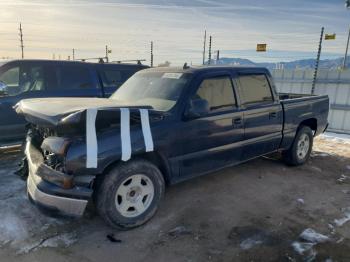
(0, 81), (8, 96)
(184, 98), (210, 119)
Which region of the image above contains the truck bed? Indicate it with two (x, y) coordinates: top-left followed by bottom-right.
(279, 92), (317, 100)
(278, 92), (329, 149)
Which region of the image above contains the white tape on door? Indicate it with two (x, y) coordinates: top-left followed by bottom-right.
(120, 108), (132, 161)
(86, 108), (98, 168)
(139, 109), (154, 152)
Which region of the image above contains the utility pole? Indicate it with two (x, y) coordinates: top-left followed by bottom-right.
(150, 41), (154, 67)
(208, 36), (212, 65)
(72, 49), (75, 60)
(343, 27), (350, 69)
(202, 30), (206, 65)
(19, 23), (24, 59)
(216, 50), (220, 64)
(105, 45), (109, 63)
(311, 27), (324, 94)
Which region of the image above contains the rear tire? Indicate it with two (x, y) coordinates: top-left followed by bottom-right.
(282, 126), (313, 166)
(95, 159), (165, 229)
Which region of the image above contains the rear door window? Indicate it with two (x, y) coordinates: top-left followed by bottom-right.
(57, 65), (94, 89)
(237, 74), (273, 106)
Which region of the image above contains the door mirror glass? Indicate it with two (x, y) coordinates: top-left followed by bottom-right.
(185, 98), (210, 119)
(0, 81), (8, 96)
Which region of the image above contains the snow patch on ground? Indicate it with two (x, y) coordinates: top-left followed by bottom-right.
(0, 213), (29, 246)
(321, 132), (350, 144)
(299, 228), (329, 243)
(334, 209), (350, 227)
(292, 228), (330, 260)
(292, 241), (314, 254)
(311, 152), (330, 157)
(297, 198), (305, 204)
(18, 232), (77, 254)
(0, 154), (72, 253)
(239, 238), (263, 250)
(337, 174), (349, 183)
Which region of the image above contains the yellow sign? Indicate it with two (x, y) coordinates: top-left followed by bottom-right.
(325, 34), (336, 40)
(256, 44), (267, 52)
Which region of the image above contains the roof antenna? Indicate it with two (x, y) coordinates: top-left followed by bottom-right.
(183, 62), (190, 69)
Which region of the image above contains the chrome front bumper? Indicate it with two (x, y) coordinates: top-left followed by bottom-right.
(26, 141), (89, 217)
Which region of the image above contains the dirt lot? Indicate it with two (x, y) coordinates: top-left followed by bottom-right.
(0, 133), (350, 262)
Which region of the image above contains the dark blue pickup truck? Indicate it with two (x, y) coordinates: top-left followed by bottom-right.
(0, 59), (148, 145)
(16, 66), (329, 229)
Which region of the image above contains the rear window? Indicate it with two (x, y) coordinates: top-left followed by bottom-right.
(99, 68), (138, 88)
(237, 74), (273, 105)
(57, 65), (94, 89)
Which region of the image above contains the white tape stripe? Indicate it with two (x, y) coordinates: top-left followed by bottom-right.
(140, 109), (154, 152)
(120, 108), (131, 161)
(86, 108), (98, 168)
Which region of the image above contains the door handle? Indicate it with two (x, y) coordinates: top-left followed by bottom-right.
(232, 117), (242, 126)
(269, 112), (277, 118)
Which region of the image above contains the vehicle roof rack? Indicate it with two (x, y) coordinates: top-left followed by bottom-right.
(74, 57), (107, 63)
(111, 59), (146, 65)
(183, 63), (190, 69)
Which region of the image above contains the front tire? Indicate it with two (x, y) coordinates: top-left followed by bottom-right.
(95, 159), (165, 229)
(282, 126), (313, 166)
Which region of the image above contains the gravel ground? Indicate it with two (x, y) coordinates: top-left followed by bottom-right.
(0, 133), (349, 262)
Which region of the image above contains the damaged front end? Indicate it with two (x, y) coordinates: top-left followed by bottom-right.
(14, 98), (105, 217)
(15, 97), (162, 218)
(25, 126), (92, 217)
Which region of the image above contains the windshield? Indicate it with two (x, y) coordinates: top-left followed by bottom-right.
(110, 71), (192, 111)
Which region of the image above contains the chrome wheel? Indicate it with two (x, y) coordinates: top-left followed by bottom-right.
(296, 133), (310, 160)
(115, 174), (154, 218)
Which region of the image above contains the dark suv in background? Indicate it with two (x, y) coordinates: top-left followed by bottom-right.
(0, 59), (148, 145)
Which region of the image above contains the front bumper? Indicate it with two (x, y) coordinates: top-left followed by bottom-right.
(26, 140), (92, 217)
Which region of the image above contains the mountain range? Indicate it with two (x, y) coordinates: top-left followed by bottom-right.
(213, 56), (350, 70)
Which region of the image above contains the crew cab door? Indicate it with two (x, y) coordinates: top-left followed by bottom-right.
(176, 73), (244, 178)
(235, 73), (283, 160)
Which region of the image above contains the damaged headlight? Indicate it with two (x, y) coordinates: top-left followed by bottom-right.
(41, 136), (70, 173)
(41, 136), (71, 155)
(40, 137), (74, 189)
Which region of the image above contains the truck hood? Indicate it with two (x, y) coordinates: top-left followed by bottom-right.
(15, 97), (157, 127)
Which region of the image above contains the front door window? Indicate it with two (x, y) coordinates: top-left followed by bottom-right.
(0, 64), (46, 96)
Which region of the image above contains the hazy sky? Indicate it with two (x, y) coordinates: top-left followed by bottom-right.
(0, 0), (349, 65)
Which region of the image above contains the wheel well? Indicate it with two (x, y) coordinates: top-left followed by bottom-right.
(94, 151), (171, 189)
(299, 118), (317, 134)
(135, 151), (171, 185)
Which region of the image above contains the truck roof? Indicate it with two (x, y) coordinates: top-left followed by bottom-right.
(144, 65), (271, 75)
(1, 59), (149, 68)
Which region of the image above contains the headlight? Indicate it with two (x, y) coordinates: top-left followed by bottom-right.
(41, 136), (71, 155)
